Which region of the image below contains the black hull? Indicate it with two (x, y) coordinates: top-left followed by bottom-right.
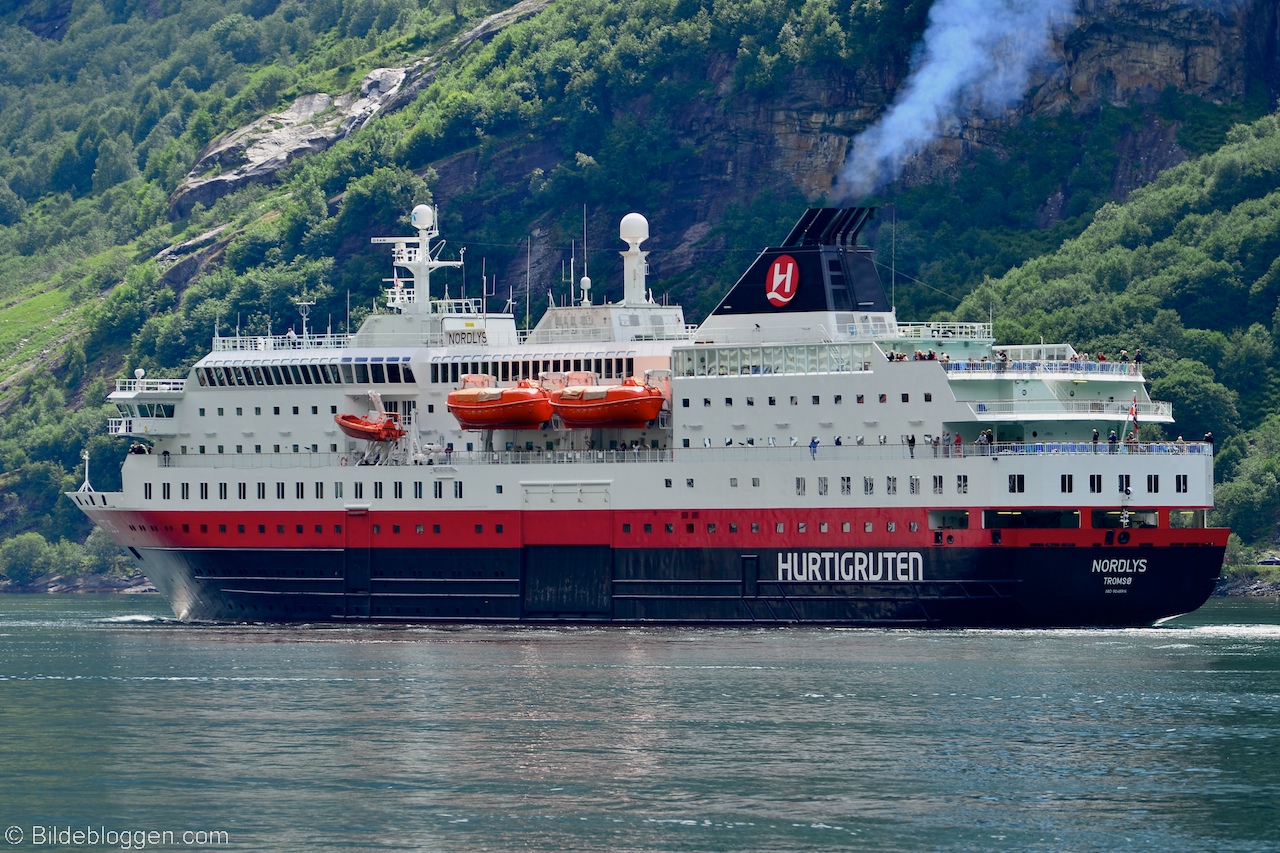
(134, 544), (1223, 628)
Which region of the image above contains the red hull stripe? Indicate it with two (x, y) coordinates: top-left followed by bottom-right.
(96, 507), (1231, 552)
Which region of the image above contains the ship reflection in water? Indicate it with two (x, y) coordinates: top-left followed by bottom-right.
(1, 594), (1278, 851)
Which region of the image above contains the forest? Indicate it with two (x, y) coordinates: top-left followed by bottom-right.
(0, 0), (1278, 583)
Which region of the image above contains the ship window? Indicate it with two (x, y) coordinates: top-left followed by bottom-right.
(665, 479), (672, 488)
(957, 475), (969, 494)
(371, 363), (386, 383)
(842, 522), (851, 533)
(887, 521), (896, 532)
(665, 523), (674, 533)
(879, 394), (887, 403)
(863, 477), (873, 495)
(219, 524), (227, 533)
(295, 482), (304, 499)
(200, 483), (209, 500)
(414, 482), (423, 499)
(725, 397), (733, 406)
(933, 475), (943, 495)
(454, 481), (463, 499)
(372, 525), (380, 534)
(768, 397), (776, 406)
(623, 523), (631, 533)
(924, 393), (932, 402)
(334, 482), (343, 499)
(751, 523), (760, 533)
(1061, 474), (1073, 493)
(910, 476), (920, 495)
(355, 482), (364, 499)
(682, 398), (689, 408)
(354, 364), (370, 384)
(1176, 474), (1188, 493)
(730, 478), (738, 487)
(181, 483), (190, 499)
(162, 483), (170, 500)
(416, 524), (424, 534)
(752, 477), (760, 487)
(374, 482), (383, 499)
(1090, 474), (1103, 493)
(841, 476), (851, 495)
(433, 524), (441, 534)
(236, 524), (245, 534)
(703, 398), (711, 407)
(277, 482), (285, 499)
(434, 481), (443, 499)
(1008, 474), (1025, 493)
(237, 483), (246, 500)
(819, 522), (828, 533)
(790, 396), (798, 405)
(315, 482), (324, 499)
(798, 522), (806, 533)
(200, 524), (207, 533)
(685, 523), (695, 533)
(1147, 474), (1159, 493)
(686, 479), (694, 488)
(796, 477), (805, 496)
(387, 363), (401, 383)
(887, 477), (897, 495)
(776, 522), (785, 533)
(812, 396), (819, 405)
(644, 523), (653, 533)
(144, 483), (152, 500)
(865, 522), (874, 533)
(1118, 474), (1131, 493)
(856, 395), (864, 404)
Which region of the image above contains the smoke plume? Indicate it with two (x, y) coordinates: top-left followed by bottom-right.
(835, 0), (1076, 201)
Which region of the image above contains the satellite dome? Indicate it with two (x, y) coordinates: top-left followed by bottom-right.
(619, 212), (649, 246)
(134, 368), (145, 380)
(411, 204), (436, 231)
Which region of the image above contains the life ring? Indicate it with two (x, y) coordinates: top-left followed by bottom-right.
(340, 456), (348, 466)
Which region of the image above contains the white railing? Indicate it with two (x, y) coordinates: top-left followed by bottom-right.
(113, 378), (187, 393)
(969, 400), (1172, 419)
(212, 332), (353, 352)
(946, 359), (1143, 378)
(137, 440), (1211, 469)
(896, 322), (994, 341)
(108, 417), (178, 436)
(521, 324), (699, 345)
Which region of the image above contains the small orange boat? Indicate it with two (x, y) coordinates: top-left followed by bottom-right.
(448, 379), (553, 430)
(550, 377), (665, 428)
(334, 412), (406, 442)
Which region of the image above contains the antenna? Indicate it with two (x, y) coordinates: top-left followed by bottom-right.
(296, 299), (314, 339)
(891, 203), (896, 312)
(525, 235), (531, 330)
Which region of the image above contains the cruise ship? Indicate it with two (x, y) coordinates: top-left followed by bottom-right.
(69, 204), (1227, 625)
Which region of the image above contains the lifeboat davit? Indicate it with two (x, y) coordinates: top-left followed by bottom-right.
(550, 377), (665, 428)
(447, 379), (553, 430)
(334, 412), (406, 443)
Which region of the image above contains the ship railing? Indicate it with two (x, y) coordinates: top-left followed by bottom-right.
(969, 400), (1172, 419)
(946, 359), (1143, 378)
(519, 325), (700, 345)
(113, 378), (187, 393)
(139, 441), (1212, 469)
(211, 332), (353, 352)
(109, 417), (179, 437)
(895, 322), (994, 341)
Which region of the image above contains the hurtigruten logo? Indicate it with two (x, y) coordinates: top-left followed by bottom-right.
(778, 551), (924, 582)
(765, 254), (799, 308)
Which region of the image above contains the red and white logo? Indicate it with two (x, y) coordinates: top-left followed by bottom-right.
(766, 255), (799, 308)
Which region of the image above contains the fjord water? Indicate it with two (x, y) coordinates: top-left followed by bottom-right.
(1, 596), (1278, 852)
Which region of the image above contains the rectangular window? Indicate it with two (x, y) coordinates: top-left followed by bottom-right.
(957, 475), (969, 494)
(752, 477), (760, 487)
(414, 481), (423, 499)
(276, 482), (285, 500)
(840, 476), (852, 495)
(181, 483), (190, 500)
(1061, 474), (1073, 493)
(864, 522), (874, 533)
(1119, 474), (1131, 494)
(434, 481), (443, 499)
(863, 476), (874, 495)
(796, 477), (806, 496)
(162, 482), (170, 500)
(1176, 474), (1188, 493)
(686, 478), (694, 488)
(237, 483), (246, 500)
(374, 482), (383, 500)
(909, 476), (919, 495)
(335, 482), (343, 499)
(644, 523), (653, 533)
(1147, 474), (1159, 493)
(924, 393), (932, 402)
(665, 523), (674, 533)
(730, 477), (739, 487)
(1008, 474), (1025, 493)
(315, 482), (324, 499)
(818, 476), (828, 496)
(394, 482), (404, 499)
(933, 475), (944, 495)
(776, 522), (785, 533)
(295, 482), (304, 500)
(798, 522), (806, 533)
(355, 482), (364, 499)
(454, 481), (463, 499)
(144, 483), (152, 500)
(901, 393), (909, 403)
(886, 476), (897, 495)
(200, 483), (209, 500)
(218, 483), (227, 500)
(751, 523), (760, 533)
(1090, 474), (1103, 493)
(842, 522), (851, 533)
(257, 482), (266, 500)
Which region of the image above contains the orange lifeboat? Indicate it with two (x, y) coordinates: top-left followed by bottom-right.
(447, 379), (552, 430)
(550, 377), (665, 428)
(334, 412), (406, 442)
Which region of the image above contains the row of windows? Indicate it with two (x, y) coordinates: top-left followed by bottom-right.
(130, 521), (502, 535)
(144, 480), (467, 501)
(195, 359), (416, 388)
(1044, 473), (1186, 494)
(199, 405), (340, 417)
(682, 392), (931, 408)
(667, 474), (965, 495)
(621, 520), (921, 535)
(430, 357), (635, 385)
